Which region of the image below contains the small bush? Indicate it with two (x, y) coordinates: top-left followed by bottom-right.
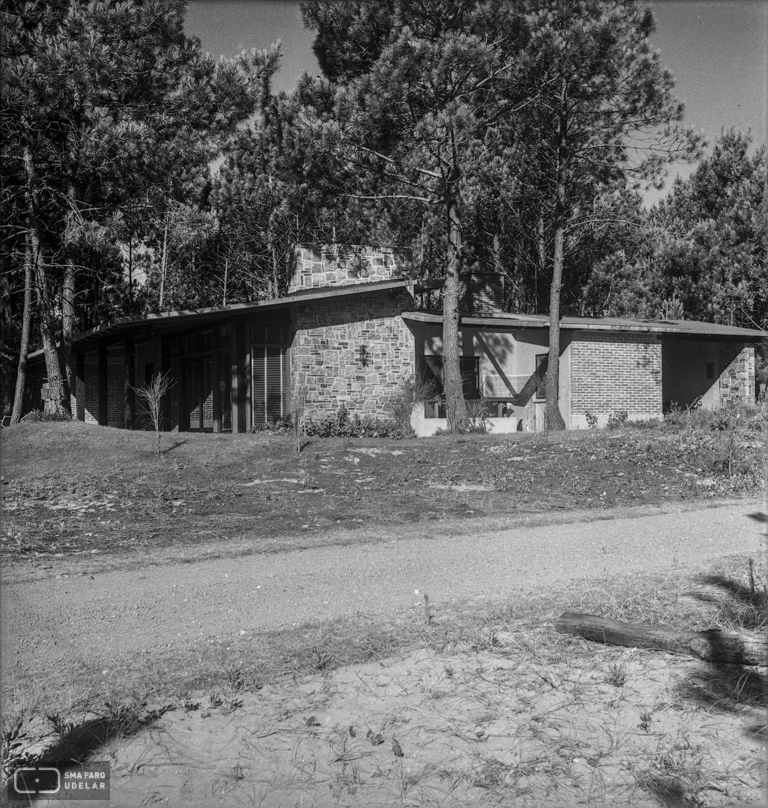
(664, 400), (766, 435)
(607, 410), (628, 429)
(584, 410), (599, 429)
(304, 405), (403, 439)
(389, 374), (438, 437)
(466, 398), (491, 434)
(20, 409), (72, 423)
(251, 418), (294, 435)
(622, 417), (662, 430)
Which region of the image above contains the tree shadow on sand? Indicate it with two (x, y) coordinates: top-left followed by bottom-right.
(4, 703), (170, 804)
(678, 564), (767, 713)
(635, 556), (766, 807)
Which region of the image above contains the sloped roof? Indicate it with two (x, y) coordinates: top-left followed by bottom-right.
(72, 279), (412, 348)
(403, 311), (768, 339)
(70, 278), (767, 350)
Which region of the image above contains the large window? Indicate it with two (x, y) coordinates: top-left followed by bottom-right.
(420, 355), (480, 400)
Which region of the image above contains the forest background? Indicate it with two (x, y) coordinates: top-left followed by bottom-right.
(2, 0), (766, 427)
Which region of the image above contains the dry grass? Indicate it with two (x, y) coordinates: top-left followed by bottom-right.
(1, 414), (764, 567)
(3, 554), (766, 806)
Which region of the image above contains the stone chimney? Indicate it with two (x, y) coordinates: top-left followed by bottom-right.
(460, 271), (506, 315)
(288, 244), (414, 293)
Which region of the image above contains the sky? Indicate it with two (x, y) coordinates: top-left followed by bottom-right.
(185, 0), (768, 206)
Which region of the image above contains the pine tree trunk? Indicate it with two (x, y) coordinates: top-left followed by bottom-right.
(159, 220), (168, 309)
(23, 146), (66, 415)
(61, 157), (80, 414)
(35, 247), (66, 415)
(545, 82), (568, 432)
(537, 213), (546, 314)
(545, 219), (566, 431)
(62, 262), (75, 413)
(10, 236), (34, 424)
(443, 180), (469, 433)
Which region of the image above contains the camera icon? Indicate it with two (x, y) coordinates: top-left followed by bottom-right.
(13, 766), (61, 795)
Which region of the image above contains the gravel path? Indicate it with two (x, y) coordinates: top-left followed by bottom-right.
(2, 502), (763, 679)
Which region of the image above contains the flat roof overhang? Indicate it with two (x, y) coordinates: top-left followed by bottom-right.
(402, 311), (768, 339)
(72, 279), (413, 350)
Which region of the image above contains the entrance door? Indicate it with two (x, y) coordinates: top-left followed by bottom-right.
(184, 357), (213, 431)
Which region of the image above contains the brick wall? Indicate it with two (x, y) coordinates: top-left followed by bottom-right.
(570, 332), (662, 424)
(289, 244), (414, 293)
(719, 344), (755, 404)
(291, 290), (415, 419)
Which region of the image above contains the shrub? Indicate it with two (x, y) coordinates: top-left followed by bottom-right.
(251, 418), (293, 435)
(664, 400), (766, 434)
(465, 398), (491, 434)
(389, 374), (439, 437)
(133, 370), (175, 457)
(584, 410), (599, 429)
(20, 409), (72, 423)
(607, 410), (628, 429)
(304, 405), (403, 439)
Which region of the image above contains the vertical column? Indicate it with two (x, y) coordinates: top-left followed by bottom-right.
(124, 337), (135, 429)
(230, 328), (238, 433)
(75, 353), (85, 422)
(97, 343), (108, 426)
(211, 348), (221, 433)
(235, 320), (247, 433)
(178, 359), (188, 432)
(160, 337), (169, 431)
(245, 341), (252, 433)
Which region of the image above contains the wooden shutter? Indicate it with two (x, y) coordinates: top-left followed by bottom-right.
(252, 346), (285, 425)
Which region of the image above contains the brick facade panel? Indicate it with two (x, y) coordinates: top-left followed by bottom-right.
(570, 332), (662, 419)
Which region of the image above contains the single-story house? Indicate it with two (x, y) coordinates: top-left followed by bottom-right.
(58, 243), (764, 436)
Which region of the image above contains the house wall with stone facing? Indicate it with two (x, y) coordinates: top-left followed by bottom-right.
(288, 244), (414, 292)
(291, 290), (415, 420)
(569, 332), (662, 427)
(719, 344), (755, 404)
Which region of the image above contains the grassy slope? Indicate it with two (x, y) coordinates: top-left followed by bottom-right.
(1, 415), (763, 565)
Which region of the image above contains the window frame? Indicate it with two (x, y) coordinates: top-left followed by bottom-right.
(534, 354), (548, 401)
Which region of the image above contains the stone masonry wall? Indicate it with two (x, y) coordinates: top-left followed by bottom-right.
(291, 290), (415, 420)
(289, 244), (414, 292)
(719, 344), (755, 404)
(570, 332), (662, 424)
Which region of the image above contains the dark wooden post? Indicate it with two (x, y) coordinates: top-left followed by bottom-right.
(75, 353), (85, 422)
(160, 338), (169, 432)
(211, 348), (221, 433)
(97, 343), (108, 426)
(178, 359), (188, 432)
(230, 328), (238, 433)
(235, 320), (247, 433)
(124, 336), (135, 429)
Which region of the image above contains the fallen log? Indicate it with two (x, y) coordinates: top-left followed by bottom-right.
(554, 612), (766, 666)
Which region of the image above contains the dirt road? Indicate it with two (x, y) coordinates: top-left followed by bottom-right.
(2, 502), (764, 682)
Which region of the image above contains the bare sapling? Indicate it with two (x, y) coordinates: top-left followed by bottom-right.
(290, 384), (308, 456)
(134, 371), (175, 457)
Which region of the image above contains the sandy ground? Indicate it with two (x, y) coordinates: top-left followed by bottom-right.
(3, 502), (766, 807)
(18, 641), (767, 807)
